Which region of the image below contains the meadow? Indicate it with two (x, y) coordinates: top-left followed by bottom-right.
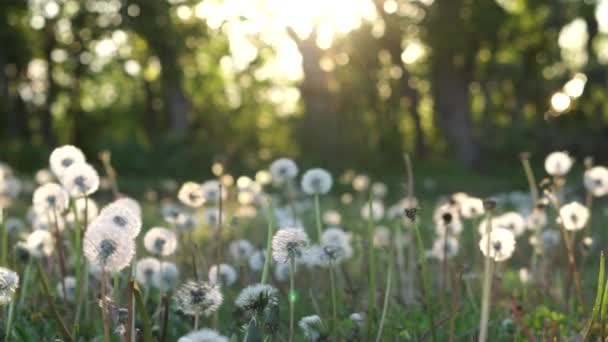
(0, 145), (607, 341)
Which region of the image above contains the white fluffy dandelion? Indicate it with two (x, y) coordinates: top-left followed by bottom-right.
(360, 200), (385, 221)
(0, 267), (19, 305)
(143, 227), (177, 256)
(66, 197), (99, 226)
(208, 264), (238, 287)
(201, 180), (226, 203)
(159, 261), (180, 291)
(460, 196), (485, 219)
(431, 236), (459, 260)
(301, 168), (333, 195)
(26, 230), (55, 258)
(178, 182), (205, 208)
(434, 204), (463, 236)
(322, 210), (342, 226)
(234, 283), (279, 312)
(320, 227), (353, 262)
(559, 201), (589, 231)
(584, 166), (608, 197)
(248, 250), (266, 271)
(49, 145), (86, 177)
(272, 228), (309, 263)
(479, 227), (516, 262)
(135, 257), (161, 288)
(33, 183), (69, 214)
(175, 281), (223, 317)
(113, 197), (142, 218)
(495, 212), (526, 237)
(544, 151), (573, 176)
(83, 222), (135, 273)
(270, 158), (298, 185)
(177, 328), (229, 342)
(60, 162), (100, 197)
(56, 276), (77, 302)
(299, 315), (323, 341)
(98, 201), (142, 238)
(228, 240), (254, 264)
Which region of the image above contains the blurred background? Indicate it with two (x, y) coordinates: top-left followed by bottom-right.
(0, 0), (605, 178)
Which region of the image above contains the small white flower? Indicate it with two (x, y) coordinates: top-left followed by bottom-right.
(301, 168), (333, 195)
(60, 162), (100, 197)
(479, 227), (516, 262)
(584, 166), (608, 197)
(559, 201), (589, 231)
(26, 230), (55, 258)
(98, 201), (142, 238)
(135, 257), (161, 288)
(299, 315), (323, 341)
(270, 158), (298, 185)
(175, 281), (223, 317)
(208, 264), (238, 286)
(49, 145), (86, 177)
(143, 227), (177, 256)
(495, 212), (526, 237)
(177, 328), (229, 342)
(83, 221), (135, 273)
(373, 226), (391, 248)
(544, 151), (573, 176)
(272, 228), (309, 263)
(178, 182), (205, 208)
(33, 183), (69, 214)
(360, 200), (385, 221)
(0, 267), (19, 305)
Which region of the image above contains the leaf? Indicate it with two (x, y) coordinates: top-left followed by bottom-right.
(133, 281), (154, 342)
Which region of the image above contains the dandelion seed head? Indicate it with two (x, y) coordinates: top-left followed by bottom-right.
(559, 201), (589, 231)
(272, 228), (309, 263)
(49, 145), (86, 178)
(160, 261), (180, 291)
(360, 200), (385, 221)
(177, 328), (229, 342)
(135, 257), (161, 288)
(234, 283), (279, 313)
(373, 226), (391, 248)
(98, 201), (142, 238)
(584, 166), (608, 197)
(66, 197), (99, 226)
(248, 250), (266, 271)
(301, 168), (333, 195)
(208, 264), (238, 286)
(113, 197), (142, 218)
(201, 180), (226, 203)
(270, 158), (298, 185)
(544, 151), (573, 177)
(298, 315), (323, 341)
(322, 210), (342, 225)
(519, 268), (531, 284)
(175, 281), (223, 317)
(4, 217), (24, 234)
(479, 227), (516, 262)
(35, 168), (55, 185)
(229, 239), (254, 264)
(434, 204), (463, 236)
(178, 181), (205, 208)
(84, 222), (135, 273)
(352, 174), (370, 192)
(495, 212), (526, 237)
(33, 182), (69, 214)
(526, 208), (547, 231)
(203, 207), (223, 228)
(26, 229), (54, 258)
(274, 262), (293, 282)
(57, 276), (77, 302)
(32, 212), (66, 232)
(459, 196), (485, 219)
(431, 236), (459, 260)
(0, 267), (19, 305)
(60, 162), (100, 197)
(144, 227), (177, 256)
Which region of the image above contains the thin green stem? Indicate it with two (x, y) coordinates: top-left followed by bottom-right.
(37, 261), (73, 341)
(479, 212), (494, 342)
(261, 198), (275, 285)
(584, 252), (604, 341)
(375, 241), (394, 342)
(329, 266), (338, 338)
(367, 193), (376, 323)
(1, 208), (7, 266)
(101, 270), (111, 342)
(5, 297), (15, 341)
(289, 256), (296, 342)
(314, 195), (323, 242)
(414, 220), (437, 342)
(18, 260), (32, 309)
(520, 155), (539, 205)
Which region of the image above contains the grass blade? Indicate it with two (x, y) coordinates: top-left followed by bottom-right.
(134, 280), (154, 342)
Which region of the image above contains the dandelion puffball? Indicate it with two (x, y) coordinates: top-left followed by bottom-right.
(208, 264), (238, 286)
(26, 230), (55, 258)
(229, 240), (254, 264)
(559, 201), (589, 231)
(431, 236), (459, 260)
(272, 227), (309, 263)
(479, 227), (516, 262)
(178, 181), (205, 208)
(175, 281), (223, 317)
(360, 200), (385, 221)
(544, 151), (573, 176)
(299, 315), (323, 341)
(143, 227), (177, 256)
(270, 158), (298, 185)
(49, 145), (86, 177)
(33, 183), (69, 214)
(235, 283), (279, 314)
(56, 276), (77, 302)
(460, 196), (484, 219)
(301, 168), (333, 195)
(98, 201), (142, 238)
(135, 257), (161, 288)
(60, 162), (100, 197)
(159, 261), (180, 291)
(0, 267), (19, 305)
(584, 166), (608, 197)
(177, 329), (229, 342)
(495, 212), (526, 237)
(83, 222), (135, 273)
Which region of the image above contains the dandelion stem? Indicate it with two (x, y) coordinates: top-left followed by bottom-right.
(18, 260), (32, 309)
(367, 193), (377, 324)
(5, 296), (15, 341)
(73, 196), (88, 335)
(0, 208), (7, 267)
(314, 195), (323, 242)
(375, 237), (394, 342)
(600, 260), (608, 341)
(37, 261), (73, 341)
(101, 270), (112, 342)
(329, 266), (338, 338)
(478, 211), (494, 342)
(261, 198), (275, 285)
(52, 209), (68, 300)
(583, 252), (604, 341)
(289, 256), (296, 342)
(520, 153), (539, 205)
(126, 278), (135, 342)
(414, 219), (437, 342)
